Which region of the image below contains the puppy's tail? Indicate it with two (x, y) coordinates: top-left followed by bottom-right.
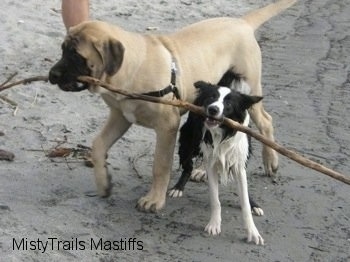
(242, 0), (297, 30)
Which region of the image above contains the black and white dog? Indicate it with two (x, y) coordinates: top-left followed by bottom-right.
(170, 81), (264, 244)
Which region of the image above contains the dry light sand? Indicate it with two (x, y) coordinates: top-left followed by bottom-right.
(0, 0), (349, 261)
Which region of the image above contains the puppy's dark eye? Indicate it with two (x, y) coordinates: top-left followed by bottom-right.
(71, 52), (81, 60)
(205, 97), (216, 104)
(69, 52), (85, 66)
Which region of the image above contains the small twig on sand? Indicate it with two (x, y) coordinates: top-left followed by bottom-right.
(130, 144), (152, 179)
(49, 159), (87, 165)
(0, 95), (19, 115)
(64, 157), (74, 170)
(0, 72), (18, 87)
(308, 246), (329, 253)
(30, 90), (39, 107)
(0, 95), (18, 107)
(0, 149), (15, 161)
(25, 143), (92, 168)
(0, 75), (48, 92)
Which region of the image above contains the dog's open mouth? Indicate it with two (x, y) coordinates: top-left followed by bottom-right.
(205, 117), (221, 128)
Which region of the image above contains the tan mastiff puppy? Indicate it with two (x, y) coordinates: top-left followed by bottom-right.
(49, 0), (297, 212)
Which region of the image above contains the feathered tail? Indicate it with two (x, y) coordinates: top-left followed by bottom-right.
(242, 0), (297, 30)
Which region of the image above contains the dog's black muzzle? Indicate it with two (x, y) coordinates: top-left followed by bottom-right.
(49, 57), (90, 92)
(49, 64), (88, 92)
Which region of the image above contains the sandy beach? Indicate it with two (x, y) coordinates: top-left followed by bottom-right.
(0, 0), (349, 261)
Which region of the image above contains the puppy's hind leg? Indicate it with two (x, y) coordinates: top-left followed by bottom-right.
(240, 46), (278, 177)
(249, 102), (278, 177)
(92, 108), (131, 197)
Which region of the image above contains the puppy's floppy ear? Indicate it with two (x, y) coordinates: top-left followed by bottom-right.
(241, 94), (263, 110)
(93, 38), (125, 76)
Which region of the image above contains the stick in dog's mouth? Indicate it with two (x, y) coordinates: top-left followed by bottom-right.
(205, 116), (223, 129)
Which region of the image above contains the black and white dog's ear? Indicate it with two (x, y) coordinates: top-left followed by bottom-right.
(193, 81), (215, 98)
(193, 81), (215, 106)
(241, 94), (263, 110)
(194, 81), (210, 89)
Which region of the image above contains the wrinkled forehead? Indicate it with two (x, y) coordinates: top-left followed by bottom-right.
(61, 34), (95, 60)
(61, 34), (81, 53)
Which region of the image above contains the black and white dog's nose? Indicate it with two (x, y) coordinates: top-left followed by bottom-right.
(207, 105), (219, 116)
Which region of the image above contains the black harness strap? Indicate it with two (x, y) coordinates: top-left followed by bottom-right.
(142, 61), (180, 100)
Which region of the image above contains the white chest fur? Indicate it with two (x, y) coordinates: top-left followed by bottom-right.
(201, 114), (250, 185)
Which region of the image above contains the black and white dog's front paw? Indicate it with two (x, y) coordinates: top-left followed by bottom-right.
(247, 225), (264, 245)
(190, 168), (207, 182)
(249, 196), (264, 216)
(205, 218), (222, 236)
(252, 206), (264, 216)
(168, 188), (184, 198)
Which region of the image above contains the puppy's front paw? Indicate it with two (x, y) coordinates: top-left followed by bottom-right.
(190, 169), (207, 182)
(205, 219), (221, 236)
(95, 172), (112, 197)
(247, 227), (264, 245)
(136, 193), (165, 213)
(168, 188), (183, 198)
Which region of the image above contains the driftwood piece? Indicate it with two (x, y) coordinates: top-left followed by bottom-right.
(0, 149), (15, 161)
(0, 131), (15, 161)
(46, 147), (72, 158)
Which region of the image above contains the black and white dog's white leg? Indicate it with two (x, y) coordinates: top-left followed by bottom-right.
(205, 167), (221, 235)
(235, 167), (264, 245)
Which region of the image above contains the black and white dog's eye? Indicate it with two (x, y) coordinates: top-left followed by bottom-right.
(208, 96), (217, 103)
(225, 101), (232, 107)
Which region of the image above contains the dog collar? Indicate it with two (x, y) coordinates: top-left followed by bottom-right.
(142, 59), (180, 99)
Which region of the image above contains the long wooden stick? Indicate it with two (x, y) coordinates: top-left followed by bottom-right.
(223, 118), (350, 185)
(1, 74), (350, 185)
(77, 76), (350, 186)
